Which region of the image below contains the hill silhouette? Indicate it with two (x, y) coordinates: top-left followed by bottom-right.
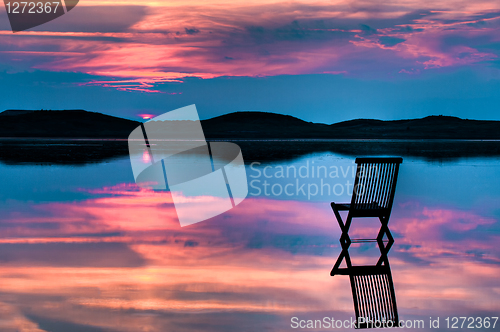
(0, 109), (140, 138)
(203, 112), (500, 139)
(1, 109), (500, 139)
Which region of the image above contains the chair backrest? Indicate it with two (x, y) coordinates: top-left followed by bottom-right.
(349, 265), (399, 329)
(350, 157), (402, 212)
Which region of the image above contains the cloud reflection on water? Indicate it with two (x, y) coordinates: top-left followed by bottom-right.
(0, 182), (498, 331)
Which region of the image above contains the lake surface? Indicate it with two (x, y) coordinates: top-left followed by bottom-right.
(0, 142), (499, 331)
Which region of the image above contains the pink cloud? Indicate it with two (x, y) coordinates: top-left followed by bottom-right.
(0, 1), (499, 90)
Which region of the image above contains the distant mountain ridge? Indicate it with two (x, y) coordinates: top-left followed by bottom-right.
(202, 112), (500, 139)
(0, 109), (140, 138)
(1, 109), (500, 139)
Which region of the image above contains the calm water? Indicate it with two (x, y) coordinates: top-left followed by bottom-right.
(0, 145), (499, 331)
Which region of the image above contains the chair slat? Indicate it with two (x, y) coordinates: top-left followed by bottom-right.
(374, 274), (385, 320)
(380, 275), (393, 321)
(367, 163), (375, 205)
(376, 163), (384, 206)
(382, 164), (395, 208)
(382, 164), (391, 209)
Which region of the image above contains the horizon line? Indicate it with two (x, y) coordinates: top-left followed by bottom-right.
(1, 109), (495, 125)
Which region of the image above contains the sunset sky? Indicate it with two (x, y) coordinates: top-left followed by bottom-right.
(0, 0), (499, 122)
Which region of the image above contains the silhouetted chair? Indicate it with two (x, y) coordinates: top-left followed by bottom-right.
(330, 157), (402, 276)
(330, 157), (402, 329)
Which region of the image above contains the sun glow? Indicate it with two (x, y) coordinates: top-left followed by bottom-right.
(139, 114), (154, 120)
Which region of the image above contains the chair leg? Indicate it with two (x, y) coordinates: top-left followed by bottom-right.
(376, 216), (394, 266)
(331, 213), (352, 276)
(331, 250), (346, 275)
(333, 209), (347, 232)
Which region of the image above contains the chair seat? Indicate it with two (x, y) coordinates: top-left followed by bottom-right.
(332, 202), (384, 210)
(332, 263), (389, 276)
(331, 202), (351, 210)
(331, 202), (388, 217)
(348, 264), (390, 275)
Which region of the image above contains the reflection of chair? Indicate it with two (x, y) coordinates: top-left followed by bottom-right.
(330, 157), (402, 329)
(349, 265), (399, 329)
